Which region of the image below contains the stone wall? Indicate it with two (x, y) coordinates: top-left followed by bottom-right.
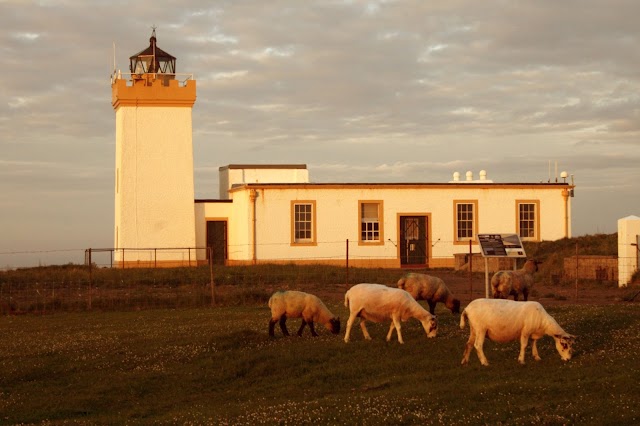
(563, 255), (618, 281)
(454, 253), (518, 273)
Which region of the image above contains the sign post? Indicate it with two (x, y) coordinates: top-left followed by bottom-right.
(477, 234), (527, 298)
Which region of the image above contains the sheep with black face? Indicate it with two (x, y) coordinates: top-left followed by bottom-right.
(397, 273), (460, 314)
(491, 259), (541, 301)
(268, 291), (340, 337)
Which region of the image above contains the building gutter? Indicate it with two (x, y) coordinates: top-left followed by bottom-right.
(250, 189), (258, 264)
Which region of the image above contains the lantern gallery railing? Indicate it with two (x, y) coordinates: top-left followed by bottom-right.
(110, 71), (194, 86)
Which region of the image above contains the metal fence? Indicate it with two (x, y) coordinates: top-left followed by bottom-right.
(2, 240), (638, 315)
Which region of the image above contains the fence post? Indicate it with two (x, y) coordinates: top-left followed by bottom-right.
(575, 242), (579, 300)
(214, 247), (216, 307)
(469, 240), (473, 300)
(88, 248), (92, 311)
(484, 257), (490, 298)
(345, 239), (349, 286)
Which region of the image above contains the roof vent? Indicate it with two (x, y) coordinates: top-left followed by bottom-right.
(449, 170), (493, 183)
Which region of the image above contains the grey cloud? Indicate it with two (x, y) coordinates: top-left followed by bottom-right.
(2, 0), (640, 266)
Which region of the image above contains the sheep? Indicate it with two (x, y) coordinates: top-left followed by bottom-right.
(490, 258), (540, 301)
(397, 273), (461, 314)
(460, 298), (576, 366)
(268, 290), (340, 337)
(343, 283), (438, 344)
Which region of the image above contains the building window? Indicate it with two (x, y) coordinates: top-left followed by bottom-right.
(517, 201), (539, 241)
(291, 201), (316, 245)
(454, 201), (478, 243)
(359, 201), (383, 244)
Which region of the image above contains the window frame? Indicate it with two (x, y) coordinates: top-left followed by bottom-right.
(290, 200), (317, 246)
(453, 200), (479, 245)
(358, 200), (384, 245)
(516, 200), (540, 241)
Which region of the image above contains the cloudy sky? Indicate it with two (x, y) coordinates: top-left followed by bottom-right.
(1, 0), (639, 267)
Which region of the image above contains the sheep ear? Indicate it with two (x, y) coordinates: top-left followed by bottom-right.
(555, 334), (576, 341)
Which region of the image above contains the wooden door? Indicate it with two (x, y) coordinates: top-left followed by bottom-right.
(400, 216), (428, 267)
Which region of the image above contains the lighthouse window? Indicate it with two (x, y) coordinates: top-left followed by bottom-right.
(517, 201), (539, 241)
(359, 201), (383, 244)
(291, 201), (316, 245)
(454, 200), (478, 243)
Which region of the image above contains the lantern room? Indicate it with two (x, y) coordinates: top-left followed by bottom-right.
(129, 28), (176, 78)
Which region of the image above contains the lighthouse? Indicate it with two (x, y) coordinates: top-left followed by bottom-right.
(111, 29), (197, 267)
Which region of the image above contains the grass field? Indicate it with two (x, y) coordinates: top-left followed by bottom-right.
(1, 301), (639, 425)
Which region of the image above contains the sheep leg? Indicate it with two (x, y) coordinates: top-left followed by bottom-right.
(268, 319), (278, 337)
(522, 288), (529, 301)
(427, 301), (436, 315)
(308, 321), (318, 337)
(344, 313), (357, 343)
(531, 338), (541, 361)
(359, 319), (372, 340)
(279, 315), (290, 336)
(518, 334), (530, 364)
(389, 317), (403, 344)
(461, 325), (476, 365)
(473, 330), (489, 366)
(386, 322), (396, 342)
(297, 319), (307, 337)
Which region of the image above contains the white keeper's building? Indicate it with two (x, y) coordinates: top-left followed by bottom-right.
(111, 32), (575, 269)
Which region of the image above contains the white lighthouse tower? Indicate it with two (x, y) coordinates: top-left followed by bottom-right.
(111, 29), (197, 267)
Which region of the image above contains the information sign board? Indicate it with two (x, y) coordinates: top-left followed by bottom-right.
(478, 233), (527, 258)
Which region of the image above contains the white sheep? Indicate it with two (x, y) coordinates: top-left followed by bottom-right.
(268, 290), (340, 337)
(460, 298), (576, 366)
(343, 283), (438, 344)
(491, 258), (540, 301)
(397, 273), (461, 314)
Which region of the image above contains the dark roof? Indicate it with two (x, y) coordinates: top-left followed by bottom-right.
(219, 164), (307, 171)
(194, 199), (233, 203)
(130, 34), (175, 61)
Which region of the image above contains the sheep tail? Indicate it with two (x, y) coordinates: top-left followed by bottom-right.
(344, 291), (350, 309)
(459, 309), (467, 330)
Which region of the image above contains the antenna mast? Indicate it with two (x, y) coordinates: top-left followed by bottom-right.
(110, 42), (117, 83)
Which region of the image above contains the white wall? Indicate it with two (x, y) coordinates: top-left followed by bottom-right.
(218, 166), (309, 199)
(114, 105), (196, 262)
(199, 183), (571, 267)
(618, 215), (640, 287)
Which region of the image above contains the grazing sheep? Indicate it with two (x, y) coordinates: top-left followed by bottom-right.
(268, 291), (340, 337)
(343, 283), (438, 344)
(460, 298), (576, 366)
(397, 273), (461, 314)
(491, 259), (540, 301)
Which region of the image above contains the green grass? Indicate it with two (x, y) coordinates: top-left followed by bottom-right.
(1, 302), (639, 424)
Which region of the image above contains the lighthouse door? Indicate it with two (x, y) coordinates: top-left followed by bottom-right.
(206, 221), (227, 265)
(399, 216), (428, 267)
